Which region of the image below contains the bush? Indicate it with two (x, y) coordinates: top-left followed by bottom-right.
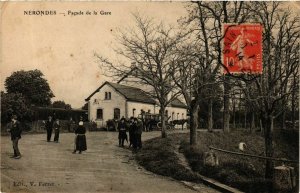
(180, 131), (299, 193)
(135, 134), (200, 183)
(136, 131), (298, 193)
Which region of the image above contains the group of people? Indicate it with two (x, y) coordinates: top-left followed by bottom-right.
(6, 115), (87, 159)
(118, 117), (143, 150)
(45, 115), (87, 154)
(7, 115), (144, 159)
(45, 116), (60, 143)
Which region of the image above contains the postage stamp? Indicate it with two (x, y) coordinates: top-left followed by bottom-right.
(223, 24), (263, 74)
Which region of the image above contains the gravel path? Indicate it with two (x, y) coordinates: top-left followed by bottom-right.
(1, 130), (217, 193)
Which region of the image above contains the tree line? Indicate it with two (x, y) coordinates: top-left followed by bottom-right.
(96, 1), (299, 179)
(1, 69), (78, 124)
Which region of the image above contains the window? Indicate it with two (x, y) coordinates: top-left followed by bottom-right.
(182, 113), (184, 119)
(132, 108), (136, 117)
(114, 108), (120, 120)
(105, 92), (111, 100)
(96, 109), (103, 120)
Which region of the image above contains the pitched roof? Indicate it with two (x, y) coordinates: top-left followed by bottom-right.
(108, 82), (156, 104)
(85, 82), (186, 108)
(169, 98), (187, 108)
(85, 81), (156, 104)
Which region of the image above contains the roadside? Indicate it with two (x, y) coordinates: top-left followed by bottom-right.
(136, 130), (299, 193)
(1, 130), (200, 193)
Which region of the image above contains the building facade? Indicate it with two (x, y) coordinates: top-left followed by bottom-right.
(85, 82), (187, 128)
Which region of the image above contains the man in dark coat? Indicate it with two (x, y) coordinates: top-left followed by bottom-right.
(53, 119), (60, 143)
(129, 117), (137, 149)
(128, 117), (136, 148)
(45, 116), (54, 142)
(7, 115), (22, 159)
(135, 118), (143, 149)
(118, 118), (127, 147)
(73, 120), (87, 154)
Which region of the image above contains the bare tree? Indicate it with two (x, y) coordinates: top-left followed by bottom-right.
(184, 1), (299, 179)
(248, 2), (300, 178)
(181, 2), (253, 133)
(95, 13), (187, 138)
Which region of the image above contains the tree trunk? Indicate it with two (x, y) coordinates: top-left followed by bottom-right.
(291, 81), (296, 130)
(260, 119), (264, 135)
(223, 76), (231, 132)
(281, 110), (286, 130)
(250, 111), (255, 132)
(233, 99), (236, 129)
(263, 114), (274, 179)
(244, 108), (247, 129)
(190, 101), (199, 146)
(208, 99), (213, 132)
(160, 106), (167, 138)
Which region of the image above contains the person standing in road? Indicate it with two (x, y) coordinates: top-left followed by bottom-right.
(118, 118), (127, 147)
(45, 116), (54, 142)
(7, 115), (22, 159)
(53, 119), (60, 143)
(135, 118), (143, 149)
(73, 118), (87, 154)
(128, 117), (136, 148)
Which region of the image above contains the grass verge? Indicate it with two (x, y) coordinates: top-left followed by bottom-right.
(136, 130), (299, 193)
(135, 134), (201, 182)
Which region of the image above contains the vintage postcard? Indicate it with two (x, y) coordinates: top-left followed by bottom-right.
(1, 1), (299, 193)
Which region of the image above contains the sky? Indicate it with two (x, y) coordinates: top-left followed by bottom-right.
(1, 2), (187, 108)
(1, 2), (299, 109)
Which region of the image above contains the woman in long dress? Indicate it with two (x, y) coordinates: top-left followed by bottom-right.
(73, 120), (87, 154)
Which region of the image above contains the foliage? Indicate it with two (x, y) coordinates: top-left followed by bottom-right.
(4, 69), (54, 106)
(136, 131), (298, 193)
(181, 131), (298, 193)
(198, 82), (223, 129)
(32, 107), (87, 121)
(135, 134), (200, 182)
(52, 100), (72, 110)
(1, 91), (33, 124)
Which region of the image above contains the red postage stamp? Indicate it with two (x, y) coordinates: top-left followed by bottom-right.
(223, 24), (263, 74)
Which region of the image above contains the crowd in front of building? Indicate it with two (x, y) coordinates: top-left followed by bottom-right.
(5, 113), (145, 159)
(118, 117), (143, 150)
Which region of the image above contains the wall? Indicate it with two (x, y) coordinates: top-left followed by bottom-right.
(165, 106), (187, 121)
(88, 84), (126, 128)
(88, 83), (188, 128)
(127, 101), (187, 121)
(127, 101), (156, 118)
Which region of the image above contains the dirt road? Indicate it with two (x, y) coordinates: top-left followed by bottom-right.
(1, 131), (217, 193)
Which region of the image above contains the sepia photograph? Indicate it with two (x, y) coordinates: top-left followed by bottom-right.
(1, 1), (299, 193)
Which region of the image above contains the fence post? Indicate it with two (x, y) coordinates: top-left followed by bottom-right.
(273, 165), (296, 192)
